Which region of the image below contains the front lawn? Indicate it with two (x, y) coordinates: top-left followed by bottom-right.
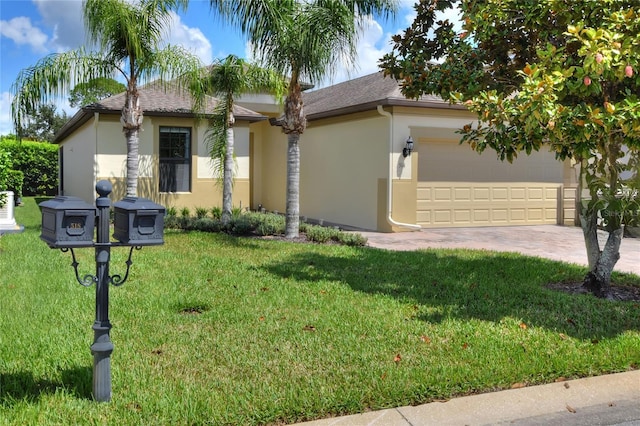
(1, 198), (639, 425)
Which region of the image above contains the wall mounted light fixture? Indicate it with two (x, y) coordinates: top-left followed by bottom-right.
(402, 136), (414, 158)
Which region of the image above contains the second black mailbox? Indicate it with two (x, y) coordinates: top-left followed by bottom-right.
(113, 197), (165, 246)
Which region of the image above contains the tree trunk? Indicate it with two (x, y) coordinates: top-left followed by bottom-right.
(580, 210), (623, 299)
(221, 123), (234, 226)
(285, 133), (300, 238)
(121, 86), (143, 198)
(124, 128), (139, 198)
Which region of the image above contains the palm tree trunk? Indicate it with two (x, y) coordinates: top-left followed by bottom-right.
(222, 124), (234, 225)
(285, 133), (300, 238)
(124, 128), (139, 198)
(122, 88), (143, 197)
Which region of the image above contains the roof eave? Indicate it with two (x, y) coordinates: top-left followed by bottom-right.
(305, 97), (467, 121)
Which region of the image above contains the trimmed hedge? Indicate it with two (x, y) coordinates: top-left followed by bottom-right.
(0, 139), (58, 196)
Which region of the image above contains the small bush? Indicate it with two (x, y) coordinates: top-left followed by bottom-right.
(254, 212), (285, 236)
(180, 207), (191, 218)
(305, 225), (338, 243)
(336, 232), (368, 247)
(166, 206), (177, 217)
(231, 206), (243, 218)
(211, 206), (222, 220)
(195, 207), (209, 219)
(229, 214), (254, 235)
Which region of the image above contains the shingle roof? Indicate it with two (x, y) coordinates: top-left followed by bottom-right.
(54, 82), (265, 143)
(302, 71), (464, 120)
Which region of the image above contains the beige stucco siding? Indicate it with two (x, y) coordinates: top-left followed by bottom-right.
(250, 119), (288, 212)
(418, 138), (563, 183)
(59, 117), (97, 203)
(300, 112), (389, 230)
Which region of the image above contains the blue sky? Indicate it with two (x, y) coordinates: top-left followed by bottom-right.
(0, 0), (435, 136)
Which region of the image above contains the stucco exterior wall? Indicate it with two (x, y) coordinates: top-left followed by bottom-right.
(250, 118), (288, 212)
(59, 116), (97, 203)
(299, 111), (389, 230)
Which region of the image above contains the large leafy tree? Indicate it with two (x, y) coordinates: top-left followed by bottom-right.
(17, 104), (68, 142)
(11, 0), (202, 197)
(69, 77), (127, 108)
(190, 54), (285, 225)
(209, 0), (397, 237)
(380, 0), (640, 298)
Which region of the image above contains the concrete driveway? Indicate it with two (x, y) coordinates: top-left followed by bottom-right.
(359, 225), (640, 275)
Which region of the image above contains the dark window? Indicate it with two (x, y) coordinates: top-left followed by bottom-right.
(159, 127), (191, 192)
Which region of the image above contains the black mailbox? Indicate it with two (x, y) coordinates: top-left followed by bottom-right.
(113, 197), (165, 246)
(40, 196), (97, 248)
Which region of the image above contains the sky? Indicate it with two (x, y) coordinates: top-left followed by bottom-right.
(0, 0), (454, 136)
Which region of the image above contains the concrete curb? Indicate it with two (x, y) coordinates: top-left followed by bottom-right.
(296, 370), (640, 425)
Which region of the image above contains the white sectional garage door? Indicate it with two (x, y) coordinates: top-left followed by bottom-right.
(416, 182), (560, 227)
(415, 138), (563, 227)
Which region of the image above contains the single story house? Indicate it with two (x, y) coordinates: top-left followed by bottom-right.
(54, 72), (578, 232)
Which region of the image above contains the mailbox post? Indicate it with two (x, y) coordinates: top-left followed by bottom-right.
(92, 180), (114, 402)
(39, 180), (165, 402)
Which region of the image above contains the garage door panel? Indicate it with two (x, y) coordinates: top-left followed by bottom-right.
(417, 182), (561, 227)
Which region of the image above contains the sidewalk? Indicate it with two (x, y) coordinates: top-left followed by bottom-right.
(296, 370), (640, 426)
(294, 225), (640, 426)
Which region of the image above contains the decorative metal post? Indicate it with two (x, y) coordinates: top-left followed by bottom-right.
(92, 180), (114, 402)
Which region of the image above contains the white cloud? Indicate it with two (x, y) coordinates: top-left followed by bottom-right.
(0, 92), (15, 136)
(0, 17), (49, 54)
(34, 0), (85, 52)
(165, 11), (213, 65)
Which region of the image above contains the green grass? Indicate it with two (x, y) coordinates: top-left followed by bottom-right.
(1, 198), (639, 425)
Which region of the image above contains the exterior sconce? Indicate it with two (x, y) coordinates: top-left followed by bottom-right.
(403, 136), (414, 157)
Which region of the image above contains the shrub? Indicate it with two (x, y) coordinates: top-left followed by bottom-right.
(0, 139), (58, 195)
(305, 225), (338, 243)
(210, 206), (222, 220)
(7, 170), (24, 201)
(231, 206), (243, 218)
(166, 206), (177, 217)
(255, 212), (285, 236)
(336, 232), (368, 247)
(192, 218), (223, 233)
(229, 215), (254, 235)
(195, 207), (209, 219)
(180, 207), (191, 218)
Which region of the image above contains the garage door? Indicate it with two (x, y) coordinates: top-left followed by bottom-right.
(416, 182), (561, 227)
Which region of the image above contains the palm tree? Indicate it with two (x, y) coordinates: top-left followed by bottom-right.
(190, 54), (285, 225)
(11, 0), (203, 197)
(208, 0), (397, 237)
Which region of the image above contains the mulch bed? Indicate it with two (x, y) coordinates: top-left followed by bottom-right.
(547, 282), (640, 302)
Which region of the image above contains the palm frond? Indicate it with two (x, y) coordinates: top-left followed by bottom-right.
(11, 49), (115, 134)
(203, 104), (230, 182)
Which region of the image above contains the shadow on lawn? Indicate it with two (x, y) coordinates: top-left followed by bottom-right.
(0, 366), (92, 406)
(263, 247), (640, 340)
